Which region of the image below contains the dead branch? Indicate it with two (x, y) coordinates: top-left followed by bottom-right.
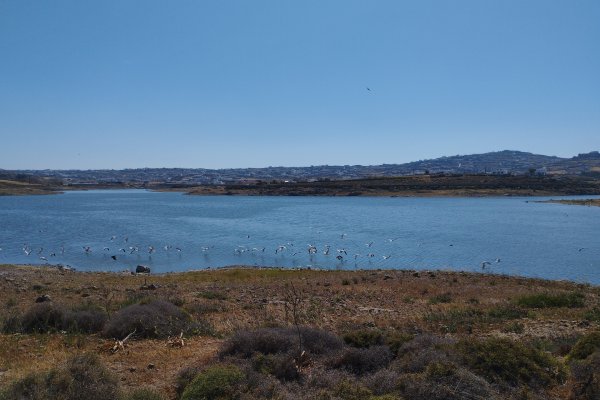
(111, 329), (136, 353)
(167, 331), (185, 347)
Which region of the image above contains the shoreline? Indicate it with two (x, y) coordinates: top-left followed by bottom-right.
(5, 263), (599, 287)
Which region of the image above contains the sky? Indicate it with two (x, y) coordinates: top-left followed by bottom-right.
(1, 1), (599, 170)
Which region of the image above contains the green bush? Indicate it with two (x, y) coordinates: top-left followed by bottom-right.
(516, 292), (585, 308)
(457, 337), (566, 388)
(584, 307), (600, 322)
(487, 305), (527, 320)
(429, 292), (452, 304)
(197, 290), (228, 300)
(569, 331), (600, 361)
(181, 364), (245, 400)
(385, 332), (414, 355)
(121, 388), (165, 400)
(343, 329), (385, 348)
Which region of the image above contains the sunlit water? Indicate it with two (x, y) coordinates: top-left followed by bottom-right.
(1, 190), (599, 283)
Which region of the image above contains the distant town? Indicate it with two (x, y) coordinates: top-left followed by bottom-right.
(2, 150), (599, 186)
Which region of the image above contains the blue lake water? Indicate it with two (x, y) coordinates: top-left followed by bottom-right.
(0, 190), (599, 283)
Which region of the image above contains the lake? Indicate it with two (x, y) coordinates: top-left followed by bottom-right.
(1, 190), (599, 283)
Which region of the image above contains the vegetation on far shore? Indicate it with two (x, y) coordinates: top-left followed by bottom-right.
(539, 199), (600, 207)
(0, 265), (599, 399)
(3, 173), (600, 197)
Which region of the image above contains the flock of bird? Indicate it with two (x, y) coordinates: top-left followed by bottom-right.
(0, 232), (516, 271)
(0, 232), (593, 272)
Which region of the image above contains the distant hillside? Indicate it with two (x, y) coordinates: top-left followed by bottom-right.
(2, 150), (599, 184)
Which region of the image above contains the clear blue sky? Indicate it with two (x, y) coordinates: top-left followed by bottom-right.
(1, 1), (599, 169)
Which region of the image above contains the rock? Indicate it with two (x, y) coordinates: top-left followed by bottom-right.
(35, 294), (52, 303)
(136, 265), (151, 274)
(140, 283), (158, 290)
(383, 275), (393, 280)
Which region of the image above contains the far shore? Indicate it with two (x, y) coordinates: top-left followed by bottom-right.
(2, 174), (600, 198)
(538, 199), (600, 207)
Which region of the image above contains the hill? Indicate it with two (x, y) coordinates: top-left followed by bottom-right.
(2, 150), (600, 184)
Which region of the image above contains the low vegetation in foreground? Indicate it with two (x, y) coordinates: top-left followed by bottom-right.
(0, 265), (599, 399)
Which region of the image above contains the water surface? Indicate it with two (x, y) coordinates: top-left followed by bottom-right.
(0, 190), (599, 283)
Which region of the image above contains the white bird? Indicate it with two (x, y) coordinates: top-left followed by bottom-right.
(366, 242), (374, 247)
(481, 261), (492, 269)
(383, 255), (391, 260)
(39, 256), (48, 262)
(495, 258), (501, 263)
(103, 247), (110, 251)
(276, 245), (287, 254)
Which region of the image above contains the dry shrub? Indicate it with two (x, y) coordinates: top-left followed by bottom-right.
(252, 352), (300, 382)
(393, 335), (456, 373)
(20, 303), (66, 333)
(7, 303), (107, 334)
(0, 353), (120, 400)
(400, 362), (501, 400)
(457, 337), (566, 388)
(62, 305), (108, 333)
(361, 368), (402, 395)
(569, 351), (600, 400)
(221, 327), (342, 359)
(331, 345), (393, 375)
(103, 299), (200, 339)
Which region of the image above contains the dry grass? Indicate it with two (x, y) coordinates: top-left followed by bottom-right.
(0, 264), (598, 398)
